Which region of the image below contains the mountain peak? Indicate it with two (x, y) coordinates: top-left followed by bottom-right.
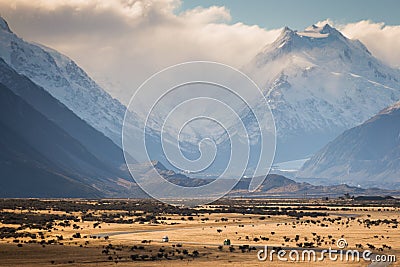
(321, 23), (342, 36)
(0, 17), (12, 33)
(282, 26), (294, 34)
(276, 26), (296, 40)
(257, 23), (350, 65)
(270, 26), (302, 50)
(298, 23), (343, 39)
(321, 23), (334, 32)
(151, 160), (168, 171)
(271, 23), (346, 52)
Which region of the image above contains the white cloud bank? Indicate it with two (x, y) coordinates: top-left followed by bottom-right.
(339, 21), (400, 69)
(0, 0), (280, 102)
(0, 1), (399, 103)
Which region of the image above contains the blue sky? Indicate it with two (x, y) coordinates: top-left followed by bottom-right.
(180, 0), (400, 30)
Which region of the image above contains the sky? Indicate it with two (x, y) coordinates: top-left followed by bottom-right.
(180, 0), (400, 29)
(0, 0), (399, 103)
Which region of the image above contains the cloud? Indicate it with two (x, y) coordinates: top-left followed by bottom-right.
(0, 0), (280, 103)
(1, 1), (399, 104)
(317, 19), (400, 68)
(340, 21), (400, 68)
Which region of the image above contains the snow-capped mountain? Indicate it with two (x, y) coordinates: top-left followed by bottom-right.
(0, 17), (126, 147)
(3, 15), (400, 184)
(297, 101), (400, 190)
(244, 24), (400, 161)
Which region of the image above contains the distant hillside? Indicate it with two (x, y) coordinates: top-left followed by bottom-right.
(128, 162), (399, 198)
(229, 175), (399, 198)
(298, 101), (400, 190)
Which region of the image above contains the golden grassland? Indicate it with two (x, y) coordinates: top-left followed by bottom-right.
(0, 198), (399, 267)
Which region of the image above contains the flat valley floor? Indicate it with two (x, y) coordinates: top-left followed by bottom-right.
(0, 198), (399, 267)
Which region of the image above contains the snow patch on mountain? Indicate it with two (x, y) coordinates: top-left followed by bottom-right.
(0, 17), (126, 147)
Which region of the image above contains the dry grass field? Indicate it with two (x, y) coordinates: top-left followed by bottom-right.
(0, 198), (399, 267)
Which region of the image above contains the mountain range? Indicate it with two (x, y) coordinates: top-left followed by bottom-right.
(0, 16), (399, 195)
(110, 161), (400, 198)
(119, 24), (400, 180)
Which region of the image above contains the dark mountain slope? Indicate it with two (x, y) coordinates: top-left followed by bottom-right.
(0, 58), (133, 174)
(298, 102), (400, 189)
(0, 83), (105, 197)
